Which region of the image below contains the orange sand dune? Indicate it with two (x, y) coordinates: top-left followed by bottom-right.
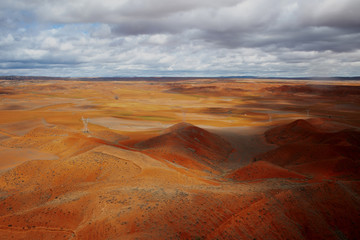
(255, 144), (360, 179)
(135, 122), (233, 172)
(266, 119), (360, 146)
(207, 180), (360, 240)
(265, 119), (320, 145)
(1, 79), (360, 239)
(226, 160), (307, 181)
(0, 126), (101, 159)
(0, 146), (58, 170)
(257, 119), (360, 179)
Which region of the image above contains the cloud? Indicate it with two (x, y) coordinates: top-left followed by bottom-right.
(0, 0), (359, 77)
(299, 0), (360, 29)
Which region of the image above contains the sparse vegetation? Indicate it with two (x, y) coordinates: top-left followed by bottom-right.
(0, 78), (359, 239)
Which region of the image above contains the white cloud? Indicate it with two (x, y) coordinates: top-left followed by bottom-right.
(0, 0), (359, 77)
(148, 34), (168, 45)
(0, 34), (14, 46)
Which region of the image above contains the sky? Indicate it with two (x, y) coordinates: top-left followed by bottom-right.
(0, 0), (360, 77)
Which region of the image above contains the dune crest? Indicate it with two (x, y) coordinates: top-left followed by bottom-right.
(136, 122), (233, 172)
(257, 119), (360, 179)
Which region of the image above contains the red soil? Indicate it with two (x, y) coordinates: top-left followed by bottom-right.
(226, 161), (307, 181)
(265, 119), (320, 145)
(135, 122), (233, 172)
(1, 80), (360, 239)
(266, 84), (360, 98)
(0, 126), (101, 158)
(168, 84), (244, 97)
(257, 119), (360, 180)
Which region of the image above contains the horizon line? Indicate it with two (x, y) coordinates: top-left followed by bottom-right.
(2, 75), (360, 80)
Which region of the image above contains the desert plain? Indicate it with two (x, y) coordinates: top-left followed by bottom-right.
(0, 77), (359, 239)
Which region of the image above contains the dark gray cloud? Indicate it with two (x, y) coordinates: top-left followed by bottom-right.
(298, 0), (360, 28)
(0, 0), (359, 77)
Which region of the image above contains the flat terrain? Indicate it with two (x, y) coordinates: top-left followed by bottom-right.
(0, 78), (360, 239)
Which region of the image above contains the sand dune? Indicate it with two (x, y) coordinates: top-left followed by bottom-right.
(257, 119), (360, 179)
(265, 118), (360, 146)
(0, 126), (101, 159)
(0, 146), (58, 170)
(136, 122), (233, 172)
(265, 119), (320, 145)
(226, 160), (307, 181)
(1, 79), (360, 239)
